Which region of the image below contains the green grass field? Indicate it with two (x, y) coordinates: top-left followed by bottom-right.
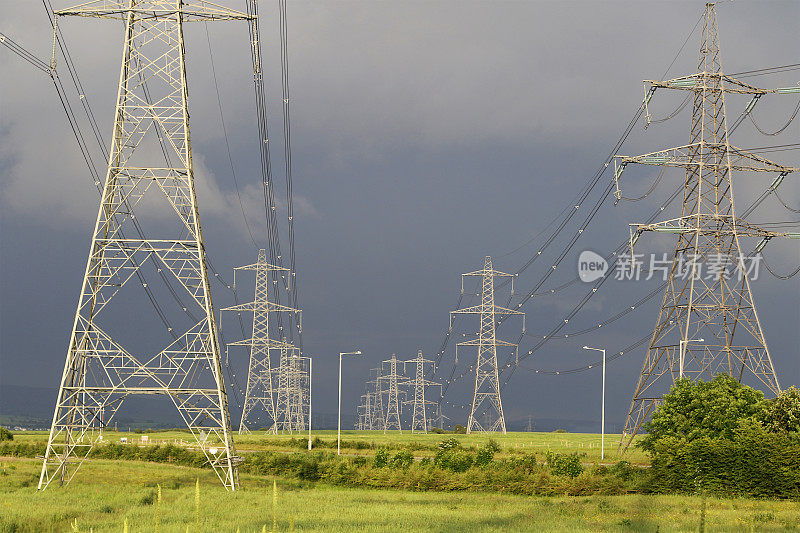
(11, 429), (649, 464)
(2, 457), (798, 532)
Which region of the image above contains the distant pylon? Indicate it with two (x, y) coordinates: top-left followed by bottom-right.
(368, 367), (386, 431)
(381, 355), (404, 433)
(401, 350), (439, 433)
(38, 1), (252, 492)
(451, 256), (525, 434)
(285, 351), (310, 431)
(224, 250), (301, 434)
(525, 415), (533, 432)
(614, 3), (798, 452)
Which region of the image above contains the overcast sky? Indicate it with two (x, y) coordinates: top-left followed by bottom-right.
(1, 0), (798, 430)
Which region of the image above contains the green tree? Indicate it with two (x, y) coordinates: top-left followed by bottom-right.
(639, 374), (765, 453)
(761, 386), (800, 433)
(0, 427), (12, 442)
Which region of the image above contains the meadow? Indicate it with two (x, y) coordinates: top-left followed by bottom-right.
(11, 429), (649, 465)
(2, 457), (798, 532)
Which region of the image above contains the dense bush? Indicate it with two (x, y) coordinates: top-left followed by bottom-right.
(641, 375), (800, 498)
(761, 386), (800, 433)
(0, 427), (13, 442)
(453, 425), (467, 434)
(646, 424), (800, 498)
(474, 440), (499, 467)
(640, 375), (765, 454)
(373, 448), (389, 468)
(545, 451), (584, 478)
(388, 450), (414, 470)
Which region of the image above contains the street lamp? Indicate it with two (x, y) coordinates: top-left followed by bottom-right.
(338, 350), (362, 455)
(307, 358), (313, 451)
(679, 338), (704, 379)
(583, 346), (606, 461)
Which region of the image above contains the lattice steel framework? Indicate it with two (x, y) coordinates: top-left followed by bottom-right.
(224, 250), (300, 434)
(368, 367), (385, 431)
(401, 350), (439, 433)
(380, 355), (404, 433)
(275, 349), (310, 432)
(615, 3), (799, 452)
(451, 256), (524, 434)
(39, 0), (252, 491)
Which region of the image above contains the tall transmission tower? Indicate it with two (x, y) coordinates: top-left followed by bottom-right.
(525, 415), (533, 432)
(614, 3), (799, 452)
(401, 350), (440, 433)
(380, 355), (405, 433)
(38, 1), (252, 491)
(224, 250), (300, 434)
(282, 351), (310, 432)
(451, 256), (525, 434)
(368, 368), (386, 431)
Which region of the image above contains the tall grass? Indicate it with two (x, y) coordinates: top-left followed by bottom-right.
(1, 458), (798, 532)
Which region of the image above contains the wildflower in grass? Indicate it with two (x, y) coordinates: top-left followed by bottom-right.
(272, 479), (278, 531)
(155, 483), (162, 533)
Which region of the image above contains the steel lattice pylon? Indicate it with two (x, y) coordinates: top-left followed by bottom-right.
(278, 350), (310, 432)
(368, 367), (386, 431)
(615, 3), (799, 452)
(451, 256), (524, 434)
(401, 350), (439, 433)
(224, 250), (301, 434)
(380, 355), (404, 433)
(39, 1), (253, 491)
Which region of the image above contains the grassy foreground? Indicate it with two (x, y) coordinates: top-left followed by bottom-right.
(1, 458), (798, 532)
(11, 429), (648, 464)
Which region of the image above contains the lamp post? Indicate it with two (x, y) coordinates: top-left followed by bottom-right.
(307, 358), (313, 451)
(583, 346), (606, 461)
(679, 338), (704, 379)
(338, 350), (362, 455)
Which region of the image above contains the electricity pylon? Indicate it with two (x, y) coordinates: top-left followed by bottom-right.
(401, 350), (439, 433)
(380, 355), (405, 433)
(368, 368), (386, 431)
(224, 251), (301, 434)
(614, 3), (799, 452)
(282, 351), (310, 431)
(525, 415), (534, 432)
(451, 256), (525, 434)
(38, 1), (252, 491)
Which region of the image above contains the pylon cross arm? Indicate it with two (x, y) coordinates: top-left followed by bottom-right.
(451, 304), (523, 316)
(616, 144), (798, 174)
(457, 338), (517, 348)
(234, 262), (290, 273)
(630, 216), (800, 240)
(222, 301), (301, 314)
(57, 0), (253, 21)
(646, 73), (773, 95)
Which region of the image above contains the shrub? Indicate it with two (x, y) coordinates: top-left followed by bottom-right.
(434, 449), (473, 473)
(453, 425), (467, 434)
(475, 441), (499, 467)
(545, 451), (584, 478)
(645, 425), (800, 498)
(761, 386), (800, 433)
(639, 374), (765, 454)
(296, 455), (321, 481)
(388, 450), (414, 470)
(609, 460), (636, 481)
(552, 429), (567, 433)
(373, 448), (389, 468)
(0, 427), (13, 442)
(437, 438), (460, 452)
(429, 427), (445, 434)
